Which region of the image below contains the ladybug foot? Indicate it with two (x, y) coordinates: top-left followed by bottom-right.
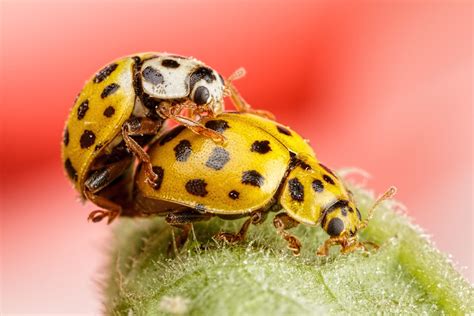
(145, 166), (160, 189)
(285, 236), (302, 256)
(188, 124), (227, 145)
(196, 128), (226, 145)
(316, 246), (329, 257)
(209, 133), (227, 145)
(87, 209), (119, 224)
(214, 232), (244, 244)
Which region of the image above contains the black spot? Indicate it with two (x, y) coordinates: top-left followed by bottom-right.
(77, 100), (89, 120)
(288, 178), (304, 202)
(159, 125), (186, 146)
(142, 66), (164, 85)
(206, 147), (230, 170)
(312, 179), (324, 193)
(348, 207), (354, 213)
(101, 83), (120, 98)
(64, 158), (77, 181)
(131, 60), (161, 114)
(80, 130), (96, 149)
(251, 140), (271, 154)
(327, 217), (345, 236)
(242, 170), (264, 187)
(323, 174), (335, 185)
(195, 204), (206, 213)
(189, 67), (216, 90)
(150, 166), (164, 190)
(205, 120), (229, 133)
(319, 163), (337, 178)
(341, 207), (347, 216)
(63, 128), (69, 146)
(193, 86), (210, 105)
(174, 140), (192, 162)
(93, 63), (118, 83)
(328, 200), (349, 212)
(298, 160), (312, 171)
(228, 190), (240, 200)
(103, 106), (115, 117)
(161, 59), (180, 68)
(276, 125), (292, 136)
(185, 179), (208, 197)
(356, 208), (362, 221)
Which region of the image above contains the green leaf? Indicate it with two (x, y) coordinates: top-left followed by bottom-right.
(102, 184), (473, 315)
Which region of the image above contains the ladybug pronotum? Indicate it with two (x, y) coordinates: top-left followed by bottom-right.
(61, 53), (273, 223)
(134, 112), (396, 255)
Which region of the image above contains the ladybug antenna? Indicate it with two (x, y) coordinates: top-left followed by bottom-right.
(358, 186), (397, 230)
(227, 67), (246, 83)
(223, 67), (247, 98)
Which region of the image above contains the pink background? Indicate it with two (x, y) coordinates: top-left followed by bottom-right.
(1, 0), (472, 313)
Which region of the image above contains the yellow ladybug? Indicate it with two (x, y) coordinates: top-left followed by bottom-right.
(134, 113), (396, 255)
(61, 53), (273, 223)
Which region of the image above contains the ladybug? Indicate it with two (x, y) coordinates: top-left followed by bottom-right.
(134, 112), (396, 255)
(61, 53), (273, 223)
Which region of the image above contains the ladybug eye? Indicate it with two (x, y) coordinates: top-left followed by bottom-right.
(194, 86), (210, 105)
(327, 217), (345, 236)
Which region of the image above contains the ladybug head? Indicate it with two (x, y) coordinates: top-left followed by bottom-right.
(321, 200), (361, 238)
(189, 67), (226, 115)
(321, 186), (397, 238)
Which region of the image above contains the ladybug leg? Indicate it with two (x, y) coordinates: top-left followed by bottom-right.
(85, 158), (132, 193)
(316, 236), (347, 256)
(159, 108), (227, 145)
(169, 224), (191, 256)
(215, 211), (267, 244)
(340, 241), (364, 254)
(84, 190), (122, 224)
(273, 213), (302, 256)
(340, 239), (379, 254)
(165, 209), (213, 255)
(122, 117), (163, 185)
(224, 68), (275, 120)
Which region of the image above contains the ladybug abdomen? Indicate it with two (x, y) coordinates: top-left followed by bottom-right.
(136, 114), (292, 215)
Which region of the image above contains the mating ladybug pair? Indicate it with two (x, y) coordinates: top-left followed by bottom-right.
(62, 52), (395, 256)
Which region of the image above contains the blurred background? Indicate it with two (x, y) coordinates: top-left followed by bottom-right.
(1, 0), (472, 313)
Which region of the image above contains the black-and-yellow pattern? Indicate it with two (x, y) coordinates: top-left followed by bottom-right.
(136, 113), (294, 214)
(279, 161), (354, 226)
(225, 113), (316, 157)
(61, 53), (156, 193)
(136, 112), (361, 231)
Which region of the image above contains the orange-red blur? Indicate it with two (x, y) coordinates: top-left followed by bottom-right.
(1, 0), (472, 313)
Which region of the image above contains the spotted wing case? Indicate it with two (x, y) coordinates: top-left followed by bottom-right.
(136, 113), (292, 215)
(227, 113), (316, 158)
(61, 53), (156, 193)
(230, 113), (344, 225)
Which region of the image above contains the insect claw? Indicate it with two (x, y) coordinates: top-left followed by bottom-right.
(88, 210), (107, 223)
(88, 209), (119, 224)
